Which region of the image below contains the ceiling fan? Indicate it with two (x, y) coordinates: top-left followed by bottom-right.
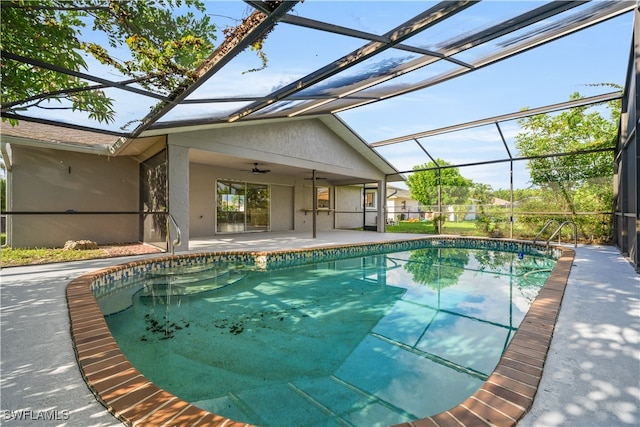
(251, 163), (271, 174)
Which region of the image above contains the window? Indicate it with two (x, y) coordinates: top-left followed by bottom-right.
(317, 187), (330, 209)
(217, 180), (269, 232)
(364, 189), (377, 209)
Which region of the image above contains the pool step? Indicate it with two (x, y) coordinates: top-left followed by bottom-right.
(146, 265), (237, 284)
(138, 270), (247, 298)
(100, 268), (248, 315)
(98, 285), (142, 317)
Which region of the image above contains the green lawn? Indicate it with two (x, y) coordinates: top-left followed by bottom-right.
(0, 247), (108, 267)
(0, 220), (528, 267)
(386, 220), (480, 235)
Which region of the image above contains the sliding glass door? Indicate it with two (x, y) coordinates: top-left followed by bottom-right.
(246, 183), (270, 231)
(216, 180), (269, 233)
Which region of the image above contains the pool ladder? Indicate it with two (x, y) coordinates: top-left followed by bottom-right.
(533, 219), (577, 248)
(166, 214), (182, 255)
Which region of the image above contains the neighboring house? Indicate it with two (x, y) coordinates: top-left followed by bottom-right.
(491, 197), (512, 208)
(386, 187), (491, 223)
(385, 185), (422, 222)
(0, 115), (402, 249)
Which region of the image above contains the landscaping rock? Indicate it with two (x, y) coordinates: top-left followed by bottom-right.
(63, 240), (99, 250)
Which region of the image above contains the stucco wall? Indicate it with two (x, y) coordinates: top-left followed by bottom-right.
(8, 145), (139, 248)
(173, 119), (383, 180)
(294, 181), (334, 232)
(189, 163), (298, 237)
(189, 163), (216, 237)
(187, 162), (368, 236)
(180, 119), (382, 238)
(270, 184), (294, 231)
(335, 185), (364, 229)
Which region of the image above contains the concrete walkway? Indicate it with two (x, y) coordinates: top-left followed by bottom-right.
(518, 244), (640, 427)
(1, 232), (638, 426)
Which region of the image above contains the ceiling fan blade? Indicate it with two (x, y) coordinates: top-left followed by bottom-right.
(250, 163), (270, 173)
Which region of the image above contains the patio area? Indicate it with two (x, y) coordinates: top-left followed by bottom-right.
(1, 231), (638, 426)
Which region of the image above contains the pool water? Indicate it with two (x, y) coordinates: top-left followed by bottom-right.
(101, 247), (554, 426)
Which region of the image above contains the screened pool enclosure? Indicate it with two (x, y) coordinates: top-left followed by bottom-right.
(1, 1), (638, 271)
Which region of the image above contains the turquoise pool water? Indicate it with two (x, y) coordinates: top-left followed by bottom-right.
(100, 246), (555, 427)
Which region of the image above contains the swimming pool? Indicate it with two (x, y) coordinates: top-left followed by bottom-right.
(67, 239), (572, 425)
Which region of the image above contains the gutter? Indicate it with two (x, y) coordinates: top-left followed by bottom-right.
(1, 141), (12, 171)
(0, 135), (111, 156)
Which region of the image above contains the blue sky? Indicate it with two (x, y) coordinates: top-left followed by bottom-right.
(8, 1), (634, 189)
(205, 1), (635, 189)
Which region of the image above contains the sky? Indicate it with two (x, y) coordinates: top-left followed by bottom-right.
(138, 1), (638, 190)
(6, 1), (635, 189)
(321, 2), (633, 189)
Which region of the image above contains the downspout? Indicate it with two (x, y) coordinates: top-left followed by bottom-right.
(0, 141), (11, 172)
(0, 141), (11, 247)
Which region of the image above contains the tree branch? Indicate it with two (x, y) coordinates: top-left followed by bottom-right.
(0, 4), (111, 12)
(1, 74), (164, 112)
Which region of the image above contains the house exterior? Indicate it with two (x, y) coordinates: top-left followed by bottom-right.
(0, 115), (402, 249)
(385, 186), (422, 222)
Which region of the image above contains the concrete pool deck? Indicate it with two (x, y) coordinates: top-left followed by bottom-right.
(1, 231), (638, 426)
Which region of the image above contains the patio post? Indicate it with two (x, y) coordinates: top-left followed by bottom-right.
(167, 143), (190, 251)
(312, 169), (317, 238)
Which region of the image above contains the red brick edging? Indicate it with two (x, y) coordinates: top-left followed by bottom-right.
(67, 248), (574, 427)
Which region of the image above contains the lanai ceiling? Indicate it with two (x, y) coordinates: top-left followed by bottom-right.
(1, 0), (635, 177)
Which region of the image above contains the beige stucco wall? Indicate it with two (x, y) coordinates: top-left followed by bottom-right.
(8, 145), (139, 248)
(178, 119), (384, 238)
(189, 163), (300, 237)
(189, 163), (216, 237)
(172, 119), (384, 180)
(335, 185), (364, 229)
(188, 169), (369, 236)
(270, 184), (294, 231)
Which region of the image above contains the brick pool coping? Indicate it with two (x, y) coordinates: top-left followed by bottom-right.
(66, 241), (574, 427)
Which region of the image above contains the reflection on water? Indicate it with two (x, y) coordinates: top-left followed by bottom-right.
(101, 248), (554, 427)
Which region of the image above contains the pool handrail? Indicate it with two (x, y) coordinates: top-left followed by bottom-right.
(166, 213), (181, 254)
(533, 219), (560, 245)
(546, 220), (578, 248)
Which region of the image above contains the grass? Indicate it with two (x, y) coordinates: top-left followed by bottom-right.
(386, 220), (479, 235)
(0, 220), (523, 267)
(0, 247), (110, 267)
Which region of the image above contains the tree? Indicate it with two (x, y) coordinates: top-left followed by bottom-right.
(515, 90), (620, 217)
(406, 159), (472, 207)
(469, 182), (493, 205)
(1, 0), (218, 124)
(404, 248), (470, 291)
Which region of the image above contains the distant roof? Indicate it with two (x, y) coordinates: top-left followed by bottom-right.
(0, 120), (119, 149)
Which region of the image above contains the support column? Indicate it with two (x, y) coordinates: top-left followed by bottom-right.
(634, 7), (639, 272)
(312, 169), (317, 239)
(168, 143), (189, 251)
(378, 178), (387, 233)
